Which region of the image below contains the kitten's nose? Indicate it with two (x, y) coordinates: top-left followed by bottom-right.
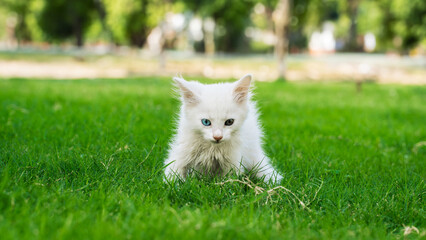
(213, 129), (223, 142)
(213, 135), (223, 141)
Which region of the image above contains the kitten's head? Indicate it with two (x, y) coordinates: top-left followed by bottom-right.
(174, 74), (252, 144)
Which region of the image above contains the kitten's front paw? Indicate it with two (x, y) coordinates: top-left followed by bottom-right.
(163, 164), (185, 184)
(264, 172), (283, 184)
(163, 173), (176, 183)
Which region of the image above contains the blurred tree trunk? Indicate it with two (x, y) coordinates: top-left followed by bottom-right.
(74, 17), (83, 47)
(128, 0), (149, 47)
(94, 0), (113, 43)
(273, 0), (290, 80)
(15, 13), (30, 47)
(377, 0), (396, 51)
(347, 0), (360, 51)
(159, 21), (166, 70)
(0, 0), (32, 47)
(203, 18), (215, 56)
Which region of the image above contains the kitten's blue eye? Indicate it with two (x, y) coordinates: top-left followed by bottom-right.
(225, 119), (234, 126)
(201, 119), (211, 126)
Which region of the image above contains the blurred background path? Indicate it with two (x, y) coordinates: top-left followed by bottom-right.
(0, 50), (424, 84)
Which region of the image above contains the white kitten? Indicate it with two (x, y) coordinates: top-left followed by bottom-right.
(164, 74), (283, 183)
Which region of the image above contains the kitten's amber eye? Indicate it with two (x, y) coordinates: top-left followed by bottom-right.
(224, 119), (234, 126)
(201, 119), (211, 126)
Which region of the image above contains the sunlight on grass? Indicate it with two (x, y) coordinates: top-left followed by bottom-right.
(0, 77), (425, 239)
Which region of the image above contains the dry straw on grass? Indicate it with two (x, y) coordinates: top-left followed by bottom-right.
(403, 225), (419, 236)
(216, 177), (323, 210)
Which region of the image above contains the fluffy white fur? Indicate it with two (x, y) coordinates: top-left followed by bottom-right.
(164, 74), (283, 183)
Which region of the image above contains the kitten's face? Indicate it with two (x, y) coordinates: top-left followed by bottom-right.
(187, 96), (248, 144)
(174, 75), (252, 144)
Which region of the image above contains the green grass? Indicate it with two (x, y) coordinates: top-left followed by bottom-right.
(0, 77), (425, 239)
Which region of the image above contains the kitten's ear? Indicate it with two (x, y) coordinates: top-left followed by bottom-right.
(233, 74), (252, 104)
(173, 76), (199, 105)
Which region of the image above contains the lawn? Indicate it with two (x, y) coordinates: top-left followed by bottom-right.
(0, 77), (425, 239)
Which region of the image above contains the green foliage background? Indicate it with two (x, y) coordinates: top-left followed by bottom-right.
(0, 0), (424, 51)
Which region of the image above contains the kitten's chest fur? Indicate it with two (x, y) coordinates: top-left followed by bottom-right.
(180, 133), (242, 176)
